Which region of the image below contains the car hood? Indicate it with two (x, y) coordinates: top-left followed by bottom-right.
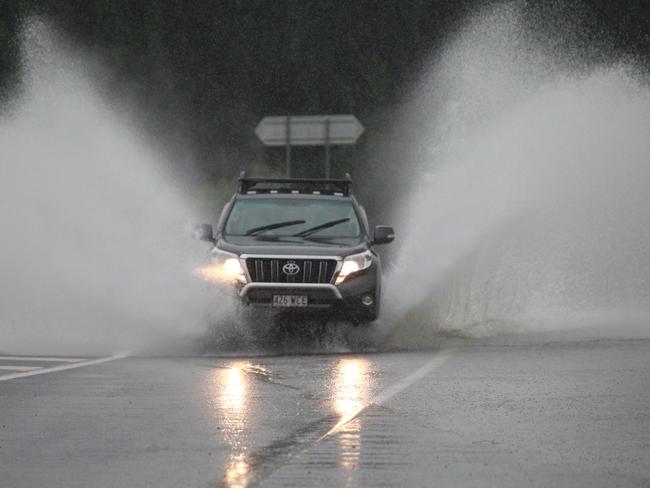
(216, 238), (369, 258)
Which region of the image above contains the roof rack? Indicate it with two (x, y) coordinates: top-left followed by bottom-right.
(238, 172), (352, 196)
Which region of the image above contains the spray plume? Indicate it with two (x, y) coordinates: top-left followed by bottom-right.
(0, 20), (229, 355)
(382, 4), (650, 346)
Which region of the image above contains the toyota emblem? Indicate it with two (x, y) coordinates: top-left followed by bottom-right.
(282, 262), (300, 275)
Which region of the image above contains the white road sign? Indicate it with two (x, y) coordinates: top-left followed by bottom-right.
(255, 114), (364, 146)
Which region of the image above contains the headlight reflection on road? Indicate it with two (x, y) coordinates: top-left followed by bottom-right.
(223, 365), (247, 413)
(334, 359), (366, 417)
(225, 452), (249, 488)
(332, 358), (372, 474)
(209, 361), (253, 488)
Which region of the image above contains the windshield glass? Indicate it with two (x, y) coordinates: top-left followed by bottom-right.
(224, 198), (363, 245)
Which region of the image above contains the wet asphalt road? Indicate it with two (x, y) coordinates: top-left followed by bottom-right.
(1, 336), (649, 488)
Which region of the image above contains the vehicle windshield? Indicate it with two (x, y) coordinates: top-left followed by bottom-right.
(224, 198), (363, 245)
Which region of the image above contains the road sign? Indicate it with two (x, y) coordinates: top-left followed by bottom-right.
(255, 115), (364, 146)
(255, 114), (364, 177)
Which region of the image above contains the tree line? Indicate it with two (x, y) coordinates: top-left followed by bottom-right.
(0, 1), (648, 215)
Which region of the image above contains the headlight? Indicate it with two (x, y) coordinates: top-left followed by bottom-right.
(194, 249), (246, 284)
(336, 250), (372, 285)
(222, 257), (243, 277)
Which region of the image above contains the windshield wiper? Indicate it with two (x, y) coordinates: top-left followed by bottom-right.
(244, 219), (306, 236)
(252, 234), (305, 243)
(293, 218), (350, 237)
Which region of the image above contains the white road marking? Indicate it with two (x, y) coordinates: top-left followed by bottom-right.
(0, 355), (125, 382)
(320, 349), (454, 440)
(0, 356), (82, 363)
(0, 365), (42, 371)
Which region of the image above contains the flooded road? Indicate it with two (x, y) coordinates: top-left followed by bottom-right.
(1, 336), (650, 487)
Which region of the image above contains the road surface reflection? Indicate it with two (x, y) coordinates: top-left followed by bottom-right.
(211, 361), (252, 488)
(208, 357), (375, 487)
(331, 358), (372, 484)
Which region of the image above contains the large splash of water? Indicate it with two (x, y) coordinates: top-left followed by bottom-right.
(0, 20), (228, 355)
(382, 4), (650, 346)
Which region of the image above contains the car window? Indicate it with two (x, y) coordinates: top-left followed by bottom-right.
(224, 198), (361, 238)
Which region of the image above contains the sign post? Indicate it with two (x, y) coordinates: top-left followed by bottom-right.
(324, 118), (331, 178)
(285, 115), (291, 177)
(255, 114), (364, 177)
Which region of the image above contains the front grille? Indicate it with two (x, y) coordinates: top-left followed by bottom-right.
(245, 258), (338, 284)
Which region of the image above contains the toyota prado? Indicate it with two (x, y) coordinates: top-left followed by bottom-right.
(193, 173), (394, 325)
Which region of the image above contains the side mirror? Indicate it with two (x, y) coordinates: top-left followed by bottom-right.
(192, 223), (215, 243)
(372, 225), (395, 245)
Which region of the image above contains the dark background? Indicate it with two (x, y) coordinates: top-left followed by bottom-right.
(0, 0), (648, 215)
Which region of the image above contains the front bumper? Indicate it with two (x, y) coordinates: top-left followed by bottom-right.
(237, 267), (379, 321)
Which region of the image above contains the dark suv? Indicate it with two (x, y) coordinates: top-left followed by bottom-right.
(194, 173), (394, 324)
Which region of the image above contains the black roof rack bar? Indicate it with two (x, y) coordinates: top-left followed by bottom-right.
(238, 172), (352, 195)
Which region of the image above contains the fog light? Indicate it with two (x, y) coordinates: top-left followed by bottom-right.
(361, 294), (374, 306)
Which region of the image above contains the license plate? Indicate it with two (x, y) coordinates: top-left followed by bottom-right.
(272, 295), (308, 307)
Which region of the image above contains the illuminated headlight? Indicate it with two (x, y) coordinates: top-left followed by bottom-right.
(222, 257), (243, 277)
(335, 250), (372, 285)
(194, 249), (247, 284)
